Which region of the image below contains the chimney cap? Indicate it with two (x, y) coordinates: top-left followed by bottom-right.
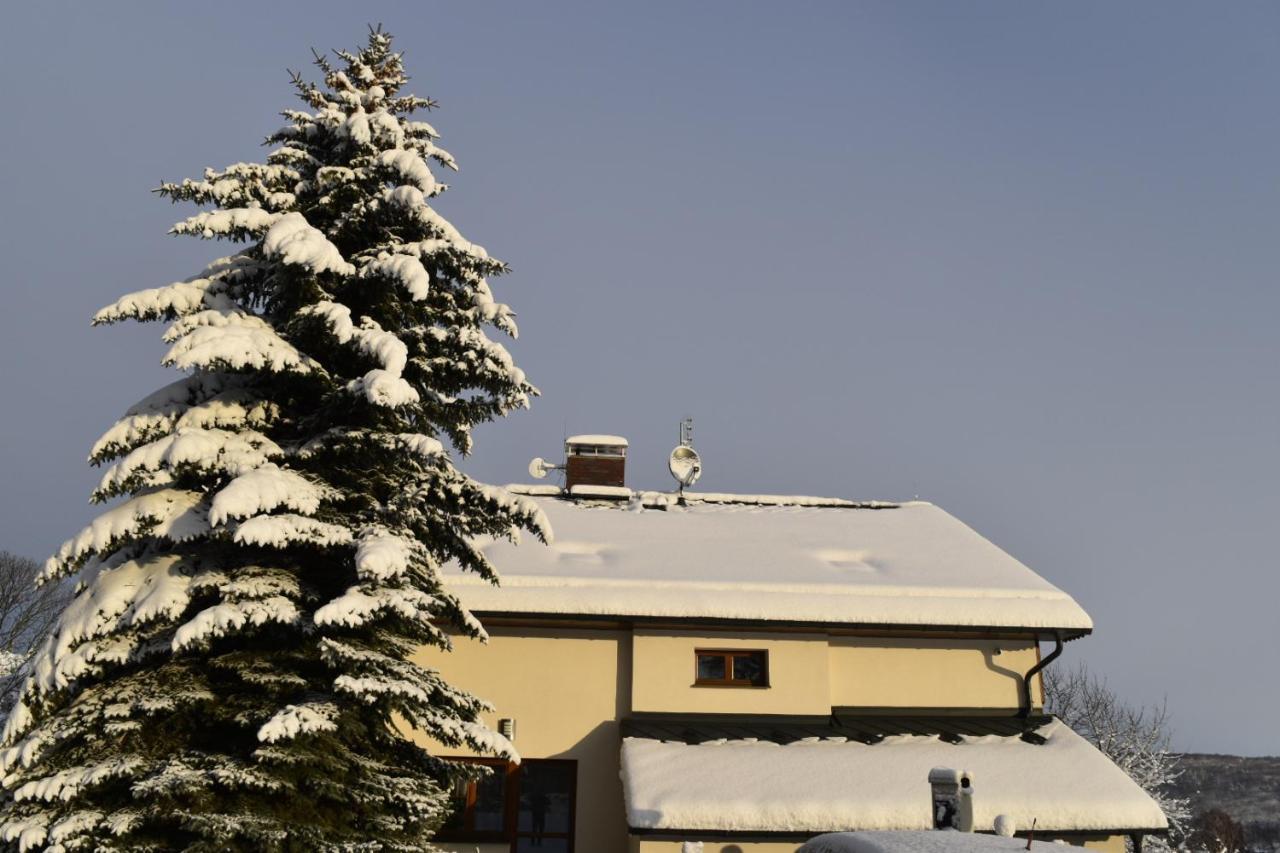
(566, 434), (628, 448)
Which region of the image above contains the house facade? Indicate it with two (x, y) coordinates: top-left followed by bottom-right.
(403, 437), (1167, 853)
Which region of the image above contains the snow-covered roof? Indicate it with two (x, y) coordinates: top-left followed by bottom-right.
(565, 434), (628, 447)
(567, 484), (633, 499)
(446, 491), (1093, 634)
(799, 832), (1089, 853)
(620, 720), (1167, 835)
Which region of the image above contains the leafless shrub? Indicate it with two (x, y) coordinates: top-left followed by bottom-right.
(0, 550), (68, 714)
(1190, 809), (1248, 853)
(1044, 662), (1192, 850)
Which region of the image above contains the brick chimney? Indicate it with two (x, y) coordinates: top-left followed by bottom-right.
(564, 435), (628, 490)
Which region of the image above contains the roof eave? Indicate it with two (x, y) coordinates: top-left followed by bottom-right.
(471, 609), (1092, 641)
(626, 827), (1169, 840)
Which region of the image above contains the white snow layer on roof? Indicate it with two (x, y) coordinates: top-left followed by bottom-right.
(444, 497), (1092, 631)
(621, 721), (1167, 834)
(567, 484), (633, 499)
(799, 832), (1089, 853)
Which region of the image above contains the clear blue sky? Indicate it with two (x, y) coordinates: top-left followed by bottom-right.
(3, 2), (1277, 756)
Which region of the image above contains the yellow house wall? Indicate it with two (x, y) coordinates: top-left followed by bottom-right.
(1063, 834), (1130, 853)
(406, 627), (631, 853)
(409, 627), (1059, 853)
(828, 638), (1042, 710)
(632, 840), (803, 853)
(631, 629), (832, 715)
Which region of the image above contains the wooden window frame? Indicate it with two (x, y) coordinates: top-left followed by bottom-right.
(438, 757), (514, 843)
(436, 756), (577, 853)
(693, 648), (770, 688)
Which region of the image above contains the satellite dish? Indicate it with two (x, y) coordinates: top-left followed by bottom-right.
(528, 457), (556, 480)
(668, 445), (702, 489)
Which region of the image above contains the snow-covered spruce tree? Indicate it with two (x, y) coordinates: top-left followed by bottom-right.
(0, 29), (547, 852)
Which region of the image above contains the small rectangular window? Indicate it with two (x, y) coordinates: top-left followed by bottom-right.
(694, 649), (769, 687)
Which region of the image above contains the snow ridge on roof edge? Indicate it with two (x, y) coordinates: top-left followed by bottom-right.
(505, 483), (900, 510)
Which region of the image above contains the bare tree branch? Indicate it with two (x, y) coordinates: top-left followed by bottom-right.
(1045, 662), (1193, 850)
(0, 551), (69, 715)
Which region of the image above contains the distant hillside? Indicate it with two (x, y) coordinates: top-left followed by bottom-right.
(1168, 753), (1280, 851)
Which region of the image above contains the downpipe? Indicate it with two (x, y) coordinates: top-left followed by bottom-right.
(1020, 633), (1063, 718)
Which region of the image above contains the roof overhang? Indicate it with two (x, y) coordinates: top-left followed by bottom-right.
(471, 610), (1092, 642)
(796, 832), (1158, 853)
(620, 716), (1167, 836)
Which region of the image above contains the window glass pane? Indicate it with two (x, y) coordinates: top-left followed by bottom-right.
(517, 762), (573, 835)
(472, 766), (506, 832)
(515, 839), (569, 853)
(696, 653), (726, 681)
(733, 652), (767, 686)
(441, 776), (468, 832)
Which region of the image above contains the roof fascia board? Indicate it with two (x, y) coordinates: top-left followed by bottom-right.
(628, 828), (1167, 839)
(471, 610), (1091, 641)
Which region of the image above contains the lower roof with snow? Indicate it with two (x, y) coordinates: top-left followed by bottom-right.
(620, 718), (1167, 836)
(445, 489), (1093, 635)
(799, 832), (1091, 853)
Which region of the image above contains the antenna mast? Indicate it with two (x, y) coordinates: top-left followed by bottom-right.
(668, 417), (702, 498)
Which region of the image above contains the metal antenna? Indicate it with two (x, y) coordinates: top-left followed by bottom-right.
(669, 417), (702, 498)
(679, 417), (693, 447)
